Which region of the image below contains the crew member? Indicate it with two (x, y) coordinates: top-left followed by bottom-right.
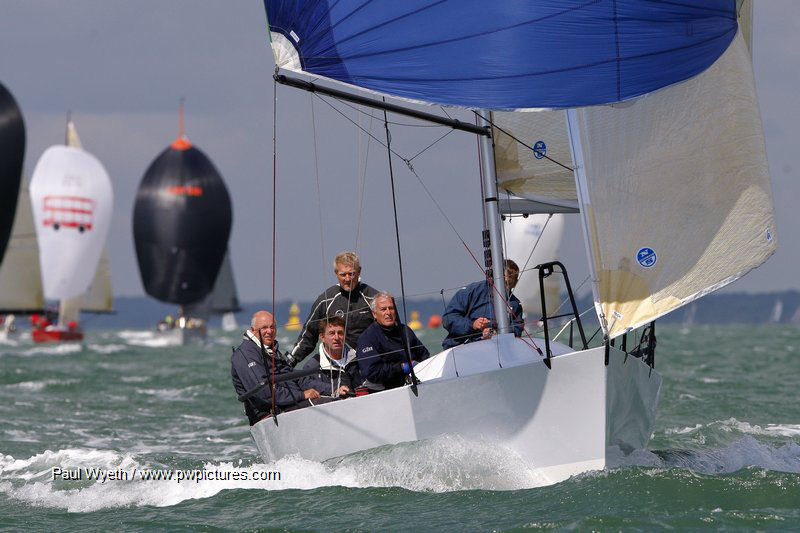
(304, 316), (363, 398)
(357, 292), (430, 391)
(288, 251), (378, 367)
(441, 259), (524, 349)
(231, 310), (326, 425)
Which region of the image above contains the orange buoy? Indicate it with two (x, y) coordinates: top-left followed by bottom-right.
(428, 314), (442, 329)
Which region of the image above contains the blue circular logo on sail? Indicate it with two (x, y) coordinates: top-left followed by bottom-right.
(532, 140), (546, 159)
(636, 247), (657, 268)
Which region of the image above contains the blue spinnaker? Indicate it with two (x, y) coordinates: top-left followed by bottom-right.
(265, 0), (737, 109)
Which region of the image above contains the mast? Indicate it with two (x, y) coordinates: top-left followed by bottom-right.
(476, 111), (510, 334)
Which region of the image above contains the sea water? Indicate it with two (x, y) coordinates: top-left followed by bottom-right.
(1, 325), (798, 531)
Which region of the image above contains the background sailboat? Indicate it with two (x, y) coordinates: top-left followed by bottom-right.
(29, 117), (114, 343)
(133, 106), (233, 344)
(56, 121), (114, 334)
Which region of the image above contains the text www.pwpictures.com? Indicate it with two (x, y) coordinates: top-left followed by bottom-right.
(51, 467), (281, 483)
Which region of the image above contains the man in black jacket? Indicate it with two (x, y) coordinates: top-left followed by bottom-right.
(357, 292), (430, 391)
(231, 311), (327, 425)
(304, 316), (363, 398)
(287, 251), (378, 367)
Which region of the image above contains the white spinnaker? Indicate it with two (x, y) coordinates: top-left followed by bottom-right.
(503, 214), (565, 319)
(56, 121), (114, 325)
(0, 185), (43, 311)
(30, 145), (113, 300)
(492, 109), (577, 212)
(568, 29), (775, 339)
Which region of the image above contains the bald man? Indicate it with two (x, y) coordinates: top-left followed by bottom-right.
(231, 310), (327, 425)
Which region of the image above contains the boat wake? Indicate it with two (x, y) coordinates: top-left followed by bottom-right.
(610, 417), (800, 476)
(2, 424), (797, 512)
(0, 437), (552, 511)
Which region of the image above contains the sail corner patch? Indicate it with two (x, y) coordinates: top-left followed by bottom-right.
(636, 247), (657, 268)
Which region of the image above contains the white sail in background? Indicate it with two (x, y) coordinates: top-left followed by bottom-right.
(0, 185), (44, 311)
(55, 121), (114, 325)
(30, 131), (113, 300)
(503, 214), (565, 319)
(568, 29), (775, 338)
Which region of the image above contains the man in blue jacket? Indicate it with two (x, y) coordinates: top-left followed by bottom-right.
(441, 259), (524, 349)
(231, 311), (327, 425)
(357, 292), (430, 391)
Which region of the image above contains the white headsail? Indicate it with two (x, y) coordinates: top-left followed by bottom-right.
(566, 27), (775, 338)
(29, 131), (113, 301)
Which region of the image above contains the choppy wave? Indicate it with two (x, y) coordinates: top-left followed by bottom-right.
(86, 343), (127, 354)
(16, 343), (82, 356)
(2, 379), (79, 392)
(0, 437), (555, 511)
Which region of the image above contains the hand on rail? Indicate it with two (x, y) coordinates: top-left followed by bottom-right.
(303, 389), (321, 400)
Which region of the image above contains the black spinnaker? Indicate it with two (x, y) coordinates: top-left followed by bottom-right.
(0, 82), (26, 265)
(133, 136), (232, 305)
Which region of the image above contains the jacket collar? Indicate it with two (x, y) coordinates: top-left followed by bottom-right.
(319, 342), (356, 370)
(245, 329), (279, 352)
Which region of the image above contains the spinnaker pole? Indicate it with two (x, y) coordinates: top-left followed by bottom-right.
(476, 111), (510, 334)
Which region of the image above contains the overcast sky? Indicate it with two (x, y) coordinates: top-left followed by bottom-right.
(1, 1), (798, 304)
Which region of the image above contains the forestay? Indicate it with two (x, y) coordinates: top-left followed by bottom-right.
(567, 27), (775, 338)
(265, 0), (739, 109)
(29, 145), (113, 300)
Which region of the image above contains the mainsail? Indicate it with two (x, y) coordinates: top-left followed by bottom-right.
(133, 136), (232, 305)
(0, 82), (25, 264)
(0, 185), (43, 312)
(29, 131), (114, 301)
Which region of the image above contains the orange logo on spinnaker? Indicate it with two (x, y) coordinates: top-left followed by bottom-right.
(166, 186), (203, 196)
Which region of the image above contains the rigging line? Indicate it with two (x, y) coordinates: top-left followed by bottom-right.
(310, 91), (328, 300)
(472, 110), (574, 173)
(354, 108), (375, 253)
(270, 78), (278, 422)
(314, 93), (407, 163)
(319, 92), (452, 172)
(439, 106), (453, 120)
(330, 96), (445, 128)
(272, 77), (277, 327)
(518, 214), (553, 281)
(407, 128), (454, 162)
(382, 103), (419, 390)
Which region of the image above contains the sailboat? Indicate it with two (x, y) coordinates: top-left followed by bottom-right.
(133, 105), (233, 344)
(244, 0), (774, 485)
(29, 118), (114, 343)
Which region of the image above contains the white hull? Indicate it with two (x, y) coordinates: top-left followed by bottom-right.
(251, 335), (661, 486)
